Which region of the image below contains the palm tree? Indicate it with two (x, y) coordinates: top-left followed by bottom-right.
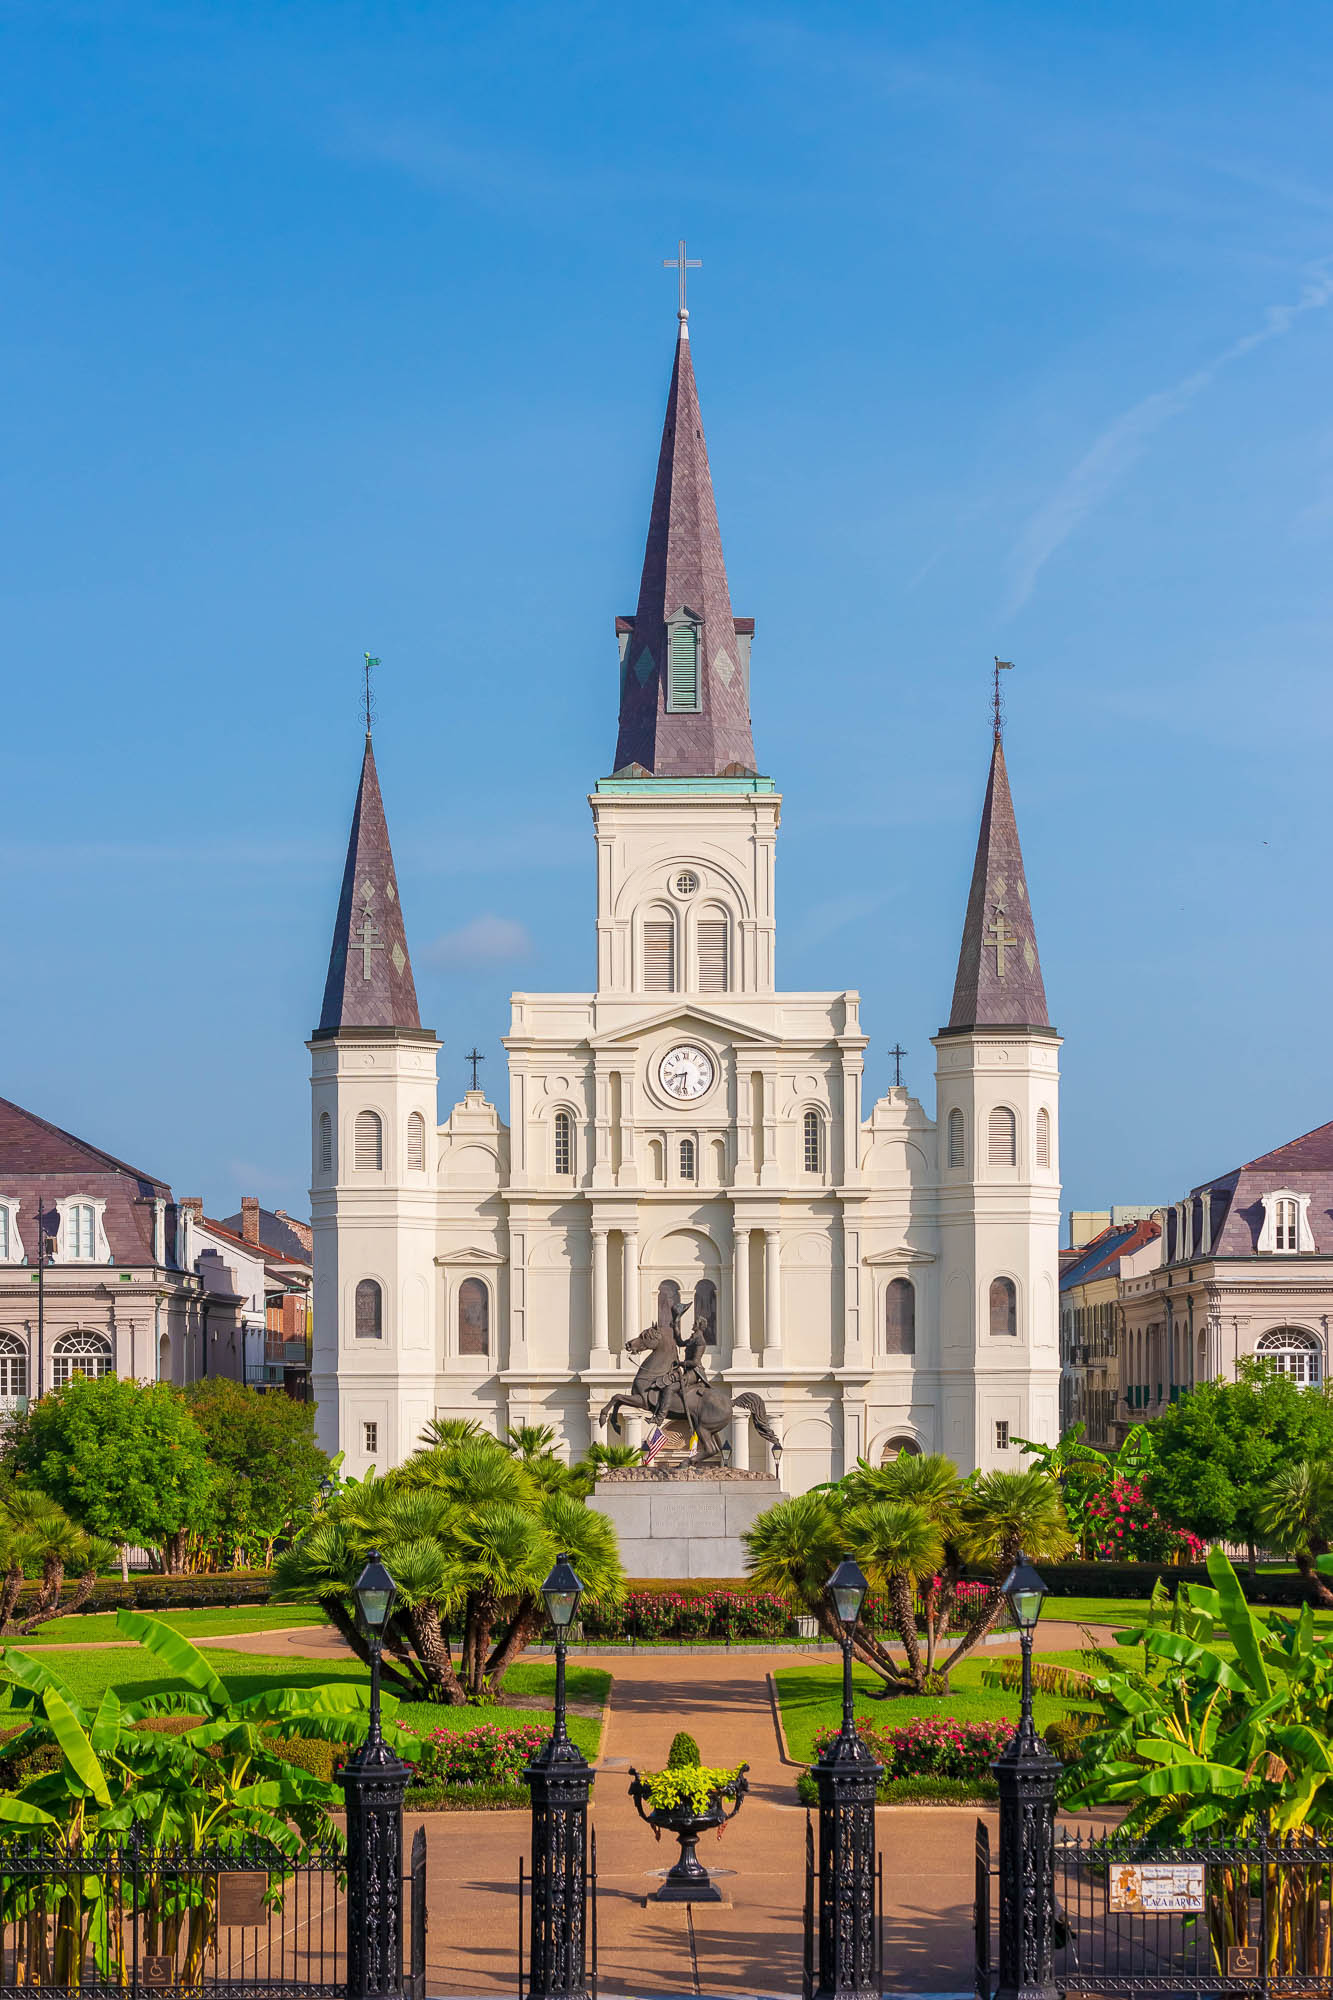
(0, 1491), (111, 1636)
(742, 1491), (845, 1632)
(843, 1501), (943, 1690)
(418, 1416), (484, 1450)
(1258, 1460), (1333, 1606)
(275, 1433), (624, 1703)
(959, 1468), (1075, 1574)
(504, 1423), (559, 1460)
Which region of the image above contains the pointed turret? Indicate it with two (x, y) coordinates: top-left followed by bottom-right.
(612, 314), (758, 778)
(317, 735), (421, 1033)
(946, 733), (1050, 1031)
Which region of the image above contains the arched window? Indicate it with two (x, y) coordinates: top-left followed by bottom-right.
(553, 1111), (573, 1177)
(710, 1138), (727, 1185)
(1275, 1199), (1300, 1252)
(698, 915), (728, 993)
(0, 1334), (27, 1406)
(52, 1331), (111, 1386)
(988, 1107), (1017, 1167)
(880, 1435), (921, 1462)
(693, 1278), (717, 1347)
(458, 1278), (489, 1357)
(657, 1279), (681, 1331)
(648, 1139), (664, 1184)
(65, 1203), (97, 1260)
(989, 1277), (1018, 1337)
(643, 910), (675, 993)
(1197, 1329), (1207, 1381)
(679, 1137), (696, 1182)
(948, 1109), (965, 1170)
(159, 1332), (171, 1380)
(354, 1111), (383, 1171)
(354, 1279), (383, 1339)
(407, 1112), (426, 1172)
(319, 1112), (333, 1175)
(803, 1110), (823, 1174)
(1256, 1327), (1321, 1386)
(885, 1277), (916, 1355)
(1035, 1108), (1051, 1169)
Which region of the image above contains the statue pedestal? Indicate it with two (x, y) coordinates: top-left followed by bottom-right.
(588, 1467), (783, 1580)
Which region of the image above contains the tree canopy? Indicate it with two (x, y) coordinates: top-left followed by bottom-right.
(184, 1377), (330, 1563)
(1146, 1361), (1333, 1549)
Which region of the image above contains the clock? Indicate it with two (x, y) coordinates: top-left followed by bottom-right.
(658, 1043), (716, 1102)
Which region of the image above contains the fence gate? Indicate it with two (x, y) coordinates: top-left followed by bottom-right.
(408, 1826), (427, 2000)
(973, 1818), (991, 2000)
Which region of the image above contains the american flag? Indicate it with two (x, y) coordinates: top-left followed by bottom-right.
(641, 1427), (665, 1465)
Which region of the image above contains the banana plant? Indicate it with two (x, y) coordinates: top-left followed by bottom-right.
(0, 1610), (422, 1982)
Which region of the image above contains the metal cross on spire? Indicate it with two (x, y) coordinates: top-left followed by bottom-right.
(889, 1044), (908, 1088)
(992, 657), (1014, 738)
(363, 653), (381, 736)
(466, 1047), (485, 1092)
(663, 239), (701, 320)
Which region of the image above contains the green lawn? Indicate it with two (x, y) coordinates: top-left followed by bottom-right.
(0, 1646), (609, 1758)
(1, 1604), (327, 1647)
(774, 1653), (1097, 1764)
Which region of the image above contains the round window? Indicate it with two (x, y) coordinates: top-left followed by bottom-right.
(674, 870), (699, 896)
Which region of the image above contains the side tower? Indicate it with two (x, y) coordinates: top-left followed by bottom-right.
(932, 726), (1062, 1467)
(309, 731), (439, 1470)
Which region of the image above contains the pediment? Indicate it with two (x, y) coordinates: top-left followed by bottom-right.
(434, 1245), (507, 1268)
(589, 1004), (785, 1051)
(862, 1247), (936, 1267)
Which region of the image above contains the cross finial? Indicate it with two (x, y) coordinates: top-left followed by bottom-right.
(889, 1044), (907, 1088)
(993, 657), (1014, 739)
(466, 1047), (485, 1092)
(663, 239), (701, 325)
(363, 653), (380, 737)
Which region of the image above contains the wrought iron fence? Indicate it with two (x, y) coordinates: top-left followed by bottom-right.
(517, 1824), (597, 2000)
(0, 1826), (426, 2000)
(801, 1811), (882, 2000)
(975, 1818), (1333, 1998)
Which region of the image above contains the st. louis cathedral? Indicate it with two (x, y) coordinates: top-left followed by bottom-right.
(308, 303), (1062, 1493)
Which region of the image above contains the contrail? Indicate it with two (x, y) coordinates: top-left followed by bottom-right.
(1004, 264), (1333, 615)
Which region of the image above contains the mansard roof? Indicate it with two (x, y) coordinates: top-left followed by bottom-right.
(0, 1095), (173, 1266)
(1173, 1117), (1333, 1259)
(612, 318), (759, 779)
(945, 733), (1051, 1033)
(317, 735), (422, 1035)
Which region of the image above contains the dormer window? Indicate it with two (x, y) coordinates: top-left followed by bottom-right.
(1276, 1199), (1298, 1251)
(1259, 1188), (1313, 1255)
(666, 616), (701, 712)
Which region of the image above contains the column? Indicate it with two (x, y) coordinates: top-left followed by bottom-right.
(621, 1227), (639, 1354)
(732, 1228), (751, 1364)
(763, 1230), (782, 1361)
(590, 1228), (610, 1364)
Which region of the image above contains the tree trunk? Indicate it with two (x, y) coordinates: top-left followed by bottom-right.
(120, 1545), (130, 1584)
(17, 1564), (98, 1634)
(407, 1602), (468, 1704)
(936, 1584), (1009, 1678)
(0, 1562), (27, 1636)
(889, 1573), (924, 1690)
(484, 1601), (543, 1690)
(1294, 1550), (1333, 1608)
(160, 1531), (189, 1575)
(1247, 1540), (1259, 1580)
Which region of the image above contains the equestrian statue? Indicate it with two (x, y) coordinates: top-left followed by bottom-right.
(598, 1296), (782, 1470)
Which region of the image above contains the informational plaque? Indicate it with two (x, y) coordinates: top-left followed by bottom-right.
(217, 1871), (268, 1927)
(1108, 1863), (1205, 1914)
(140, 1955), (173, 1986)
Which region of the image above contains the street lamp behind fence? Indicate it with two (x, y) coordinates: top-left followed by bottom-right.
(811, 1555), (880, 1999)
(992, 1551), (1061, 2000)
(525, 1554), (592, 2000)
(341, 1550), (410, 2000)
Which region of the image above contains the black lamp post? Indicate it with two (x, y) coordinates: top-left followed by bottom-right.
(523, 1554), (592, 2000)
(810, 1555), (881, 2000)
(340, 1550), (411, 2000)
(991, 1552), (1062, 2000)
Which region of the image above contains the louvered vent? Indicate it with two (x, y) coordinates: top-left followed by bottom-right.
(988, 1106), (1017, 1166)
(667, 623), (700, 711)
(698, 920), (728, 992)
(354, 1110), (383, 1170)
(643, 921), (675, 992)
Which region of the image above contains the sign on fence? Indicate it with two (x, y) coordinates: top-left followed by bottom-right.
(1107, 1862), (1205, 1914)
(218, 1870), (269, 1926)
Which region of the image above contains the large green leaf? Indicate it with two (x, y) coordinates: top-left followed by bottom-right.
(88, 1688), (123, 1756)
(1271, 1724), (1333, 1774)
(0, 1649), (85, 1715)
(41, 1688), (112, 1806)
(0, 1797), (58, 1825)
(115, 1610), (228, 1706)
(1207, 1548), (1270, 1697)
(1140, 1629), (1248, 1690)
(1136, 1759), (1247, 1797)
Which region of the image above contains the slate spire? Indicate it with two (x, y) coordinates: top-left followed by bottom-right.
(946, 729), (1050, 1032)
(612, 312), (758, 778)
(317, 734), (422, 1033)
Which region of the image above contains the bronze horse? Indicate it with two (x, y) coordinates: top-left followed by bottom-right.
(597, 1317), (782, 1469)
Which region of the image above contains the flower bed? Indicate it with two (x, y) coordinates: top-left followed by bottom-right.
(583, 1589), (795, 1643)
(411, 1722), (548, 1790)
(811, 1715), (1012, 1783)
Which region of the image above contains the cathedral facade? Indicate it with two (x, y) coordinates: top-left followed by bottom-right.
(308, 308), (1062, 1493)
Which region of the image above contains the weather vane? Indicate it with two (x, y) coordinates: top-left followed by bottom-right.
(363, 653), (380, 736)
(663, 239), (701, 319)
(992, 657), (1014, 738)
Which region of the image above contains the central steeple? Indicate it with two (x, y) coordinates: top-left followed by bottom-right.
(612, 311), (759, 778)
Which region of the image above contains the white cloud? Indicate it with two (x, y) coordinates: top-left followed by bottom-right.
(424, 915), (535, 970)
(1005, 262), (1333, 614)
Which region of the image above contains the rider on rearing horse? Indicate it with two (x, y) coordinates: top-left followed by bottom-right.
(651, 1302), (710, 1427)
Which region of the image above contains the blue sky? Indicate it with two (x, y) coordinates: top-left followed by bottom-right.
(3, 1), (1332, 1225)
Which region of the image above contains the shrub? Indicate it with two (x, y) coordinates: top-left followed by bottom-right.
(1044, 1714), (1099, 1765)
(267, 1735), (339, 1785)
(412, 1723), (547, 1790)
(811, 1716), (1012, 1783)
(667, 1731), (701, 1768)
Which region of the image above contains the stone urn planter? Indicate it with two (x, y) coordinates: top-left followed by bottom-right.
(627, 1762), (749, 1902)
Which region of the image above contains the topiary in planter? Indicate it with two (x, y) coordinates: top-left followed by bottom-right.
(667, 1731), (701, 1768)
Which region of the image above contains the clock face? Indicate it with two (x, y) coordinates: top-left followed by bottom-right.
(659, 1043), (716, 1102)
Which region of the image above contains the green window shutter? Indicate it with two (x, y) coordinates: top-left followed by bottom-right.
(667, 624), (699, 711)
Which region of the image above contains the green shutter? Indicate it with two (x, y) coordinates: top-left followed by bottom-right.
(668, 624), (699, 711)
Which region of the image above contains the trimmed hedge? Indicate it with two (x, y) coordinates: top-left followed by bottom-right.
(8, 1572), (274, 1619)
(984, 1561), (1311, 1606)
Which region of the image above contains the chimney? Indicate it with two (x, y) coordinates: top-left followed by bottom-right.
(241, 1197), (260, 1245)
(178, 1198), (203, 1222)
